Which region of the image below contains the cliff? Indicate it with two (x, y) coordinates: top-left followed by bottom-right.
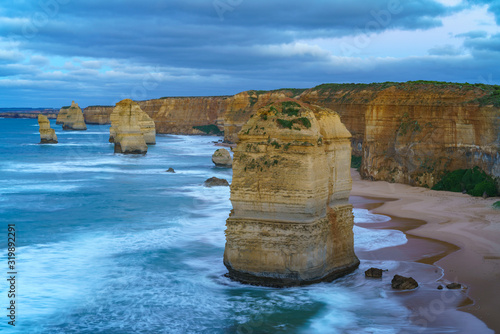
(222, 82), (500, 188)
(83, 106), (113, 124)
(37, 115), (57, 144)
(224, 100), (359, 286)
(83, 96), (230, 135)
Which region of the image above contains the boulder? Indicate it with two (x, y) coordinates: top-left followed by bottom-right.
(212, 148), (233, 167)
(38, 115), (58, 144)
(365, 268), (383, 278)
(111, 99), (148, 154)
(166, 168), (175, 173)
(446, 282), (462, 289)
(204, 177), (229, 187)
(391, 275), (418, 290)
(61, 101), (87, 131)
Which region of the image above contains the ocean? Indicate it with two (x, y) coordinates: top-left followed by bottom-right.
(0, 118), (463, 333)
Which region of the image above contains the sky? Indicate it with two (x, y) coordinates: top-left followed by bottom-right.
(1, 0), (500, 108)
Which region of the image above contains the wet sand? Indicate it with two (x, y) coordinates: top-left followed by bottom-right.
(350, 170), (500, 333)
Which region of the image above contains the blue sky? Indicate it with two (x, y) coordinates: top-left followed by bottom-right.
(1, 0), (500, 107)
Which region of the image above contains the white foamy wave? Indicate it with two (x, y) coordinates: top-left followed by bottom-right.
(354, 225), (407, 251)
(353, 208), (391, 224)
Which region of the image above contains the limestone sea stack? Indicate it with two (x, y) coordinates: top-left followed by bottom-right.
(61, 101), (87, 130)
(212, 148), (233, 167)
(109, 99), (156, 145)
(111, 99), (148, 154)
(38, 115), (58, 144)
(224, 100), (359, 287)
(56, 106), (69, 125)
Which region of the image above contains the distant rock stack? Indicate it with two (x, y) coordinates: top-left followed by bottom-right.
(60, 101), (87, 131)
(212, 148), (232, 167)
(38, 115), (58, 144)
(111, 99), (148, 154)
(109, 99), (156, 145)
(56, 106), (69, 125)
(224, 100), (359, 287)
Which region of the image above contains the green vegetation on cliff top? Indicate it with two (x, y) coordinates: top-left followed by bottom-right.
(192, 124), (223, 135)
(311, 81), (500, 107)
(432, 166), (499, 197)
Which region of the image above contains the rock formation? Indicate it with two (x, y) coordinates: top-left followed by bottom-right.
(224, 100), (359, 287)
(111, 99), (148, 154)
(83, 106), (113, 124)
(109, 99), (156, 146)
(212, 148), (232, 167)
(391, 275), (418, 290)
(37, 115), (58, 144)
(60, 101), (87, 131)
(81, 82), (500, 188)
(204, 177), (229, 187)
(56, 106), (69, 124)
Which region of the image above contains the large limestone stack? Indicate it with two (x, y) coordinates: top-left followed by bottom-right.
(224, 100), (359, 287)
(109, 99), (156, 145)
(38, 115), (58, 144)
(60, 101), (87, 130)
(111, 99), (148, 154)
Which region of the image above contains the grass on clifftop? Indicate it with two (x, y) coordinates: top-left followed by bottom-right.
(432, 166), (498, 197)
(192, 125), (223, 135)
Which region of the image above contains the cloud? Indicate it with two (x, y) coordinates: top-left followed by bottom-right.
(428, 44), (463, 55)
(0, 0), (499, 107)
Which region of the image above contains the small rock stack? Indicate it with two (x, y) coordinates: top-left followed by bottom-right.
(38, 115), (58, 144)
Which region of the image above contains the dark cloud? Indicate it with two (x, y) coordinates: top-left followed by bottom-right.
(464, 33), (500, 53)
(0, 0), (499, 107)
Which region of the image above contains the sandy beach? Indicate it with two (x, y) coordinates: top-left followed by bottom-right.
(351, 169), (500, 332)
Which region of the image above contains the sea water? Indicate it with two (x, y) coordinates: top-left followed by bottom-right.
(0, 118), (451, 333)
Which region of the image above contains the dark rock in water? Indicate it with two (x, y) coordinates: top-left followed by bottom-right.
(365, 267), (383, 278)
(166, 168), (175, 173)
(437, 285), (443, 290)
(391, 275), (418, 290)
(446, 282), (461, 289)
(204, 177), (229, 187)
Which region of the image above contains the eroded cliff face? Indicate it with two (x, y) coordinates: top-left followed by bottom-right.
(83, 97), (229, 135)
(83, 106), (113, 124)
(223, 83), (500, 187)
(224, 100), (359, 287)
(139, 96), (228, 134)
(359, 85), (500, 187)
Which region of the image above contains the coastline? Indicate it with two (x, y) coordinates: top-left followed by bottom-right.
(350, 169), (500, 332)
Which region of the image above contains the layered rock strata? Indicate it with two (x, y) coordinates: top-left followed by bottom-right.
(212, 148), (232, 167)
(111, 99), (148, 154)
(109, 99), (156, 145)
(60, 101), (87, 130)
(37, 115), (58, 144)
(224, 100), (359, 287)
(83, 106), (113, 124)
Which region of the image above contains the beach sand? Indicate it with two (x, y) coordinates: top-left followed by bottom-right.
(351, 169), (500, 333)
